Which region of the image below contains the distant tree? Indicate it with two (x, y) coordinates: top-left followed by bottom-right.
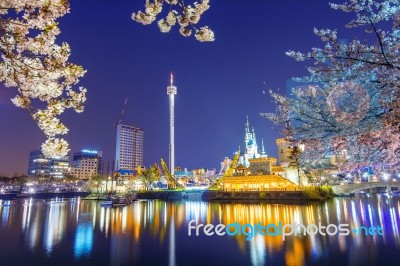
(37, 175), (50, 184)
(137, 165), (161, 190)
(14, 175), (29, 193)
(64, 173), (78, 182)
(89, 174), (106, 193)
(288, 145), (303, 186)
(308, 168), (328, 187)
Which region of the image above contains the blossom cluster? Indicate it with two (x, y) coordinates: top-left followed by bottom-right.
(0, 0), (87, 158)
(263, 0), (400, 172)
(132, 0), (215, 42)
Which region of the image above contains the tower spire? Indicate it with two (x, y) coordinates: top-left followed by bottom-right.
(261, 138), (266, 155)
(245, 116), (250, 133)
(167, 73), (177, 175)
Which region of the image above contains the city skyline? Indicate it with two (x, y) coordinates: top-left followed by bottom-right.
(0, 1), (352, 175)
(0, 1), (399, 264)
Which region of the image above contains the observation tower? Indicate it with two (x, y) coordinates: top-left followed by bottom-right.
(167, 74), (177, 175)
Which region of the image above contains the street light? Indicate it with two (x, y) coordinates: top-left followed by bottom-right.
(362, 173), (368, 182)
(383, 173), (389, 181)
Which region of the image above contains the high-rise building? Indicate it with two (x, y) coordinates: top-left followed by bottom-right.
(50, 156), (70, 179)
(70, 149), (102, 179)
(115, 124), (144, 171)
(28, 149), (69, 178)
(28, 150), (50, 177)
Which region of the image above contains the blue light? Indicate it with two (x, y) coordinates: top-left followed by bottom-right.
(74, 222), (93, 258)
(81, 149), (98, 154)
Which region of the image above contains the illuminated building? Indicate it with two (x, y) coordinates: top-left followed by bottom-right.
(218, 120), (299, 190)
(28, 149), (69, 179)
(276, 138), (292, 167)
(220, 157), (298, 191)
(241, 117), (267, 167)
(219, 157), (232, 175)
(50, 156), (69, 179)
(275, 138), (303, 184)
(28, 149), (50, 177)
(70, 149), (103, 179)
(115, 124), (144, 171)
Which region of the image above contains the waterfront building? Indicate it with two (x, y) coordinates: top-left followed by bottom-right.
(276, 138), (292, 167)
(218, 119), (300, 190)
(50, 156), (70, 179)
(220, 156), (298, 191)
(28, 149), (69, 179)
(28, 149), (50, 177)
(275, 138), (303, 184)
(240, 117), (267, 167)
(70, 149), (102, 179)
(276, 137), (347, 184)
(219, 157), (233, 175)
(190, 168), (216, 185)
(115, 124), (144, 171)
(175, 167), (192, 178)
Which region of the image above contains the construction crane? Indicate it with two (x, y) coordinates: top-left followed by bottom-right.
(160, 158), (184, 189)
(114, 98), (128, 127)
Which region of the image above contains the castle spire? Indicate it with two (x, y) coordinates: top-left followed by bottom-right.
(261, 138), (266, 155)
(245, 116), (250, 133)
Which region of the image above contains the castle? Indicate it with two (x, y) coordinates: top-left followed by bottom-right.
(240, 116), (267, 167)
(218, 117), (301, 191)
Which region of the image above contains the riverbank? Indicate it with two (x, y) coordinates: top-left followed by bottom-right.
(136, 189), (334, 202)
(302, 185), (335, 200)
(0, 191), (90, 200)
(1, 188), (333, 202)
(202, 191), (308, 202)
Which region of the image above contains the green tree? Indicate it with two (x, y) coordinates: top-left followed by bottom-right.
(288, 145), (303, 186)
(89, 174), (106, 193)
(137, 165), (160, 190)
(14, 175), (29, 193)
(309, 168), (326, 187)
(64, 173), (78, 182)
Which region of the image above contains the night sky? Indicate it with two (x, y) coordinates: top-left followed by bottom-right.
(0, 1), (354, 176)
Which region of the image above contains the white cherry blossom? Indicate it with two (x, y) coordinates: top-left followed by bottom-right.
(1, 0), (86, 158)
(263, 0), (400, 173)
(132, 0), (214, 41)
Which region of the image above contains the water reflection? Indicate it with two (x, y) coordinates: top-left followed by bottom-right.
(74, 221), (93, 258)
(0, 195), (399, 265)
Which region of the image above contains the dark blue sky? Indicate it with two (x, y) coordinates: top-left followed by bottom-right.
(0, 0), (353, 175)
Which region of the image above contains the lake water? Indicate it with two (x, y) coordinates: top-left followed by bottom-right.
(0, 194), (399, 265)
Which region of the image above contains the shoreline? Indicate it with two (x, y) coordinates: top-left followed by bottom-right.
(137, 190), (333, 202)
(0, 191), (90, 200)
(0, 190), (339, 202)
